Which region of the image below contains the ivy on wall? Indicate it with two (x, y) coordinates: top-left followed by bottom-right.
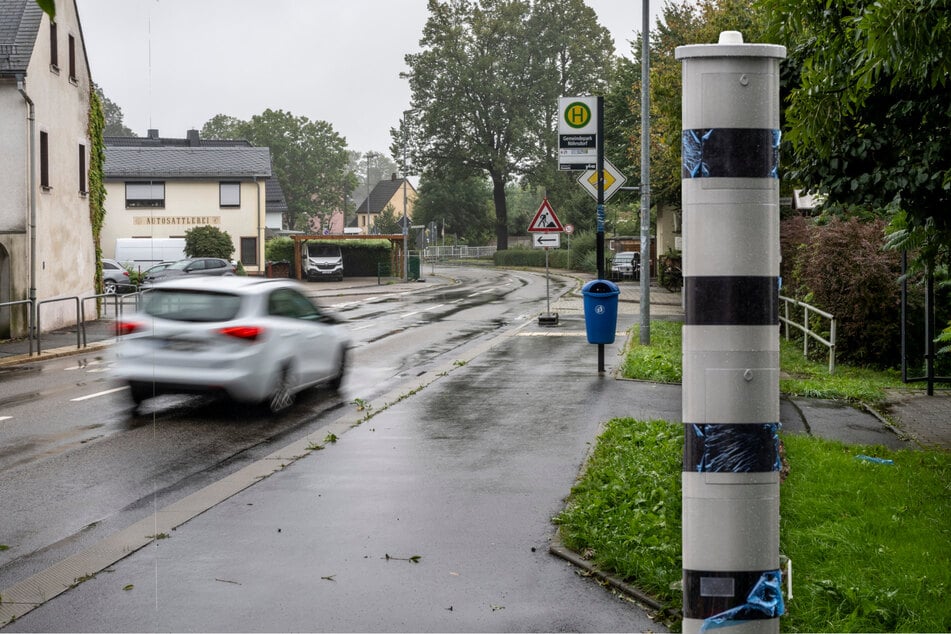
(87, 89), (106, 294)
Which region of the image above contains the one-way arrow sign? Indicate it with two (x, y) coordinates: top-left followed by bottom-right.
(533, 233), (561, 249)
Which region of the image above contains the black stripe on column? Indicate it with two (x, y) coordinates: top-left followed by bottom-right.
(683, 423), (781, 473)
(682, 128), (780, 179)
(684, 276), (778, 326)
(683, 569), (785, 621)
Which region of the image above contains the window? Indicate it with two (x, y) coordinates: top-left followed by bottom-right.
(49, 22), (58, 70)
(78, 144), (86, 194)
(68, 34), (76, 81)
(240, 237), (258, 266)
(125, 182), (165, 208)
(220, 182), (240, 208)
(40, 131), (50, 189)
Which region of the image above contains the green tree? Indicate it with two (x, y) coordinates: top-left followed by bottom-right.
(374, 204), (403, 235)
(608, 0), (766, 211)
(184, 225), (234, 259)
(202, 110), (354, 232)
(94, 84), (135, 137)
(413, 174), (494, 244)
(400, 0), (613, 250)
(761, 0), (951, 266)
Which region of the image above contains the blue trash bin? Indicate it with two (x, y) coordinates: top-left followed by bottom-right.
(582, 279), (620, 344)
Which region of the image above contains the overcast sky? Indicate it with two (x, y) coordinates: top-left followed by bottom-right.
(76, 0), (662, 157)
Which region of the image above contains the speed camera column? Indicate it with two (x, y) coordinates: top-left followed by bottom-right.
(676, 32), (787, 634)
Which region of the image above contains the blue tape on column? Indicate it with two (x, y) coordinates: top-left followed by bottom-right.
(682, 129), (780, 179)
(699, 570), (785, 631)
(684, 423), (781, 473)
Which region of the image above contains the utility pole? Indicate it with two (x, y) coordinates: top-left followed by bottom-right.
(639, 0), (652, 345)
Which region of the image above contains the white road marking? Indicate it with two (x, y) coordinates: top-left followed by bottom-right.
(70, 386), (129, 402)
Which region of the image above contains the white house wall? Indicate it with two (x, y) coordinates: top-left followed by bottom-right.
(101, 179), (266, 273)
(0, 0), (96, 336)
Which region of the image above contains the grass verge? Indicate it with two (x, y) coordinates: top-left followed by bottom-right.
(619, 321), (931, 404)
(554, 418), (951, 632)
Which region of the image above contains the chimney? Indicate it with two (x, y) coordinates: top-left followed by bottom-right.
(391, 172), (397, 181)
(187, 129), (200, 146)
(147, 129), (159, 139)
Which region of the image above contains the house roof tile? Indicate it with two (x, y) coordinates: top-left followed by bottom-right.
(0, 0), (42, 76)
(356, 177), (414, 214)
(104, 146), (272, 179)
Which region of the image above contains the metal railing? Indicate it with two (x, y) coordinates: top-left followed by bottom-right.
(4, 287), (143, 357)
(779, 294), (836, 374)
(0, 299), (36, 356)
(423, 245), (496, 260)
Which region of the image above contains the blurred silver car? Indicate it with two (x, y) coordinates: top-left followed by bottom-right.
(113, 276), (350, 413)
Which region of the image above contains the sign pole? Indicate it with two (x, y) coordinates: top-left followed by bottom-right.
(545, 248), (551, 316)
(596, 95), (606, 373)
(529, 198), (563, 326)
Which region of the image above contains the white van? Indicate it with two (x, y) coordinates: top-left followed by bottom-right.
(115, 238), (187, 266)
(304, 243), (344, 281)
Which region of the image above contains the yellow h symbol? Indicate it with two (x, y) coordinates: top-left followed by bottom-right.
(565, 102), (591, 129)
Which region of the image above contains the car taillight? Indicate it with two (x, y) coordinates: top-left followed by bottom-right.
(115, 320), (143, 336)
(219, 325), (264, 341)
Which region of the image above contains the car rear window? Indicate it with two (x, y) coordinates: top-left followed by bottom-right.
(142, 289), (243, 322)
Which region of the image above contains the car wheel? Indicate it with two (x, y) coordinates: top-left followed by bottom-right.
(104, 279), (117, 294)
(329, 349), (347, 391)
(128, 381), (152, 406)
(267, 363), (297, 414)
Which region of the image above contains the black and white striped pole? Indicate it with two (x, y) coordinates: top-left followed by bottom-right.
(676, 32), (786, 634)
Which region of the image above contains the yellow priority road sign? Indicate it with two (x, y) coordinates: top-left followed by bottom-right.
(578, 158), (627, 202)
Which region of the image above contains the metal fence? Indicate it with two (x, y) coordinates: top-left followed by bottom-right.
(423, 245), (496, 260)
(779, 294), (837, 374)
(3, 289), (143, 357)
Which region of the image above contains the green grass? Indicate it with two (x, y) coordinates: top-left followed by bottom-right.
(554, 419), (951, 632)
(620, 321), (917, 404)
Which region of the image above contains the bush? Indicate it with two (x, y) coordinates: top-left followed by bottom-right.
(184, 225), (234, 259)
(265, 236), (295, 263)
(781, 217), (908, 367)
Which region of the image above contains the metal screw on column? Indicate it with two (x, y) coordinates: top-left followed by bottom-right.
(676, 31), (786, 634)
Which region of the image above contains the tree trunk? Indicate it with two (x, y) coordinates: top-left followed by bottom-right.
(490, 171), (508, 251)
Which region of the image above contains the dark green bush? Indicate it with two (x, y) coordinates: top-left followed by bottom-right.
(265, 236), (294, 262)
(184, 225), (234, 259)
(781, 217), (909, 367)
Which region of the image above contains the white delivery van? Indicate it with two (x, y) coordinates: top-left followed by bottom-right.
(303, 243), (344, 281)
(115, 238), (187, 267)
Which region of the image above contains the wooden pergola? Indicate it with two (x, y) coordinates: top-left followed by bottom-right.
(291, 234), (407, 280)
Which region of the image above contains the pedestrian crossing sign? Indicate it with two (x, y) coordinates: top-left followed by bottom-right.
(527, 198), (565, 233)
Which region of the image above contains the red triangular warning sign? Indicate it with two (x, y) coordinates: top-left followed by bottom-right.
(527, 198), (565, 233)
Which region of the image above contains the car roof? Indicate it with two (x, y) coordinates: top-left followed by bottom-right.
(145, 275), (300, 294)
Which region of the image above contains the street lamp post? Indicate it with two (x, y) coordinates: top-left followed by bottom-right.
(365, 152), (376, 234)
(402, 109), (417, 282)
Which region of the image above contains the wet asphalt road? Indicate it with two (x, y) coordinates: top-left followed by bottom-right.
(2, 273), (668, 632)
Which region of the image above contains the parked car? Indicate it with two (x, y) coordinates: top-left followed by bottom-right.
(141, 257), (235, 286)
(610, 251), (640, 280)
(113, 276), (350, 413)
(141, 261), (177, 277)
(101, 258), (132, 294)
(303, 243), (344, 281)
